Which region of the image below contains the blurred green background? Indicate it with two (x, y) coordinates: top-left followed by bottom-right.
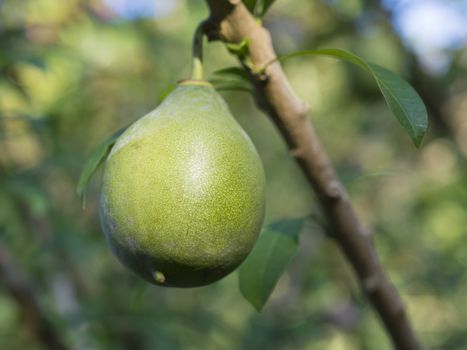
(0, 0), (466, 349)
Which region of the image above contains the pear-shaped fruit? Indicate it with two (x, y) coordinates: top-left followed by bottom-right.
(99, 81), (265, 287)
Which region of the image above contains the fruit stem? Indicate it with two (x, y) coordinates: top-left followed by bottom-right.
(191, 21), (206, 80)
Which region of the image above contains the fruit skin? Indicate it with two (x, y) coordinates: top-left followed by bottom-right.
(99, 81), (265, 287)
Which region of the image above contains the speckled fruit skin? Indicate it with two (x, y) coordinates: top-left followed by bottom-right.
(99, 81), (265, 288)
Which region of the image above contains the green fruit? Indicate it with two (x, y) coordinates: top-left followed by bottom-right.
(99, 80), (266, 287)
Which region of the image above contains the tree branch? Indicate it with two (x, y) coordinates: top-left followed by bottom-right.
(0, 247), (68, 350)
(204, 1), (423, 349)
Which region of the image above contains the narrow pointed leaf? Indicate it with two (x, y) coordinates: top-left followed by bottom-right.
(239, 217), (305, 311)
(211, 70), (253, 94)
(76, 126), (127, 207)
(158, 83), (176, 103)
(243, 0), (276, 17)
(269, 48), (428, 147)
(255, 0), (276, 17)
(368, 63), (427, 146)
(243, 0), (257, 13)
(213, 66), (251, 82)
(212, 67), (252, 93)
(214, 83), (254, 94)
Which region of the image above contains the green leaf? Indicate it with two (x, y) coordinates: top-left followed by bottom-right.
(213, 66), (251, 82)
(158, 83), (176, 103)
(368, 63), (427, 146)
(255, 0), (276, 17)
(226, 39), (250, 60)
(243, 0), (276, 17)
(243, 0), (256, 12)
(76, 126), (127, 207)
(267, 48), (428, 147)
(239, 217), (306, 311)
(213, 82), (253, 94)
(211, 67), (253, 94)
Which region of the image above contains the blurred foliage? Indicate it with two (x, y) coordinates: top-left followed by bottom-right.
(0, 0), (466, 349)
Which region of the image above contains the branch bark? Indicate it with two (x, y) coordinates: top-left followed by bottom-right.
(204, 1), (423, 349)
(0, 247), (68, 350)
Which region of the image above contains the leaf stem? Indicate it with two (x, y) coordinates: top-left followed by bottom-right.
(191, 21), (206, 80)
